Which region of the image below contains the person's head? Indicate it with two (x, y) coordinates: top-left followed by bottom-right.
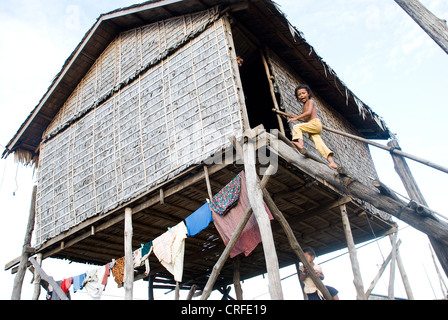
(236, 53), (245, 67)
(295, 84), (313, 101)
(303, 247), (316, 263)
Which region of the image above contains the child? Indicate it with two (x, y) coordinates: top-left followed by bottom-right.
(287, 85), (338, 169)
(299, 247), (339, 300)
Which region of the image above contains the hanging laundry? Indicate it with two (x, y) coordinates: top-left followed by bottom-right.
(140, 241), (153, 276)
(209, 171), (242, 216)
(84, 266), (108, 300)
(83, 269), (99, 286)
(60, 277), (72, 294)
(212, 171), (273, 258)
(153, 221), (188, 282)
(72, 273), (87, 293)
(111, 256), (125, 288)
(133, 247), (144, 268)
(185, 202), (213, 237)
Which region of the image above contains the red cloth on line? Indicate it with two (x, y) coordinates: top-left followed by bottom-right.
(212, 171), (273, 258)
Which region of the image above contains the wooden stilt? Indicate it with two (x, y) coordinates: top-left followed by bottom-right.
(365, 239), (402, 299)
(175, 282), (180, 300)
(124, 207), (134, 300)
(340, 204), (366, 300)
(148, 275), (155, 300)
(388, 139), (448, 279)
(11, 185), (37, 300)
(243, 134), (283, 300)
(388, 232), (398, 300)
(262, 187), (333, 300)
(200, 165), (276, 300)
(233, 256), (243, 300)
(391, 236), (415, 299)
(32, 253), (42, 300)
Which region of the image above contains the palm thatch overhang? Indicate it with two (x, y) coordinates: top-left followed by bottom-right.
(2, 0), (391, 165)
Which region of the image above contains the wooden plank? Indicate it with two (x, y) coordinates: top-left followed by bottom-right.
(29, 257), (68, 300)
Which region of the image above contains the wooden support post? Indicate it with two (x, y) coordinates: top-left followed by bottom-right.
(394, 0), (448, 55)
(340, 204), (366, 300)
(29, 257), (68, 300)
(200, 165), (276, 300)
(392, 236), (415, 300)
(233, 256), (243, 300)
(365, 239), (402, 299)
(388, 139), (448, 279)
(175, 282), (180, 300)
(243, 134), (283, 300)
(124, 207), (134, 300)
(262, 187), (333, 300)
(11, 185), (37, 300)
(148, 275), (155, 300)
(388, 232), (398, 300)
(32, 253), (42, 300)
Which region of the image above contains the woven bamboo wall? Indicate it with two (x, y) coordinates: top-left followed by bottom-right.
(267, 49), (379, 186)
(35, 10), (244, 247)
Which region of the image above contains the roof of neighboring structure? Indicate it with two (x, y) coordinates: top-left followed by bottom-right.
(2, 0), (391, 164)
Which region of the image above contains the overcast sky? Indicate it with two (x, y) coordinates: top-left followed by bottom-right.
(0, 0), (447, 300)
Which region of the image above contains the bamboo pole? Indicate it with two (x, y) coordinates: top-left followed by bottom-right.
(11, 185), (37, 300)
(243, 133), (283, 300)
(340, 204), (366, 300)
(200, 165), (276, 300)
(124, 207), (134, 300)
(272, 108), (448, 174)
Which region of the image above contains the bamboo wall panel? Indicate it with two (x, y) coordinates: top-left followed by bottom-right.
(35, 11), (244, 247)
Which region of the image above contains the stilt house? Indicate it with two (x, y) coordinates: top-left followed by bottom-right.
(4, 0), (399, 299)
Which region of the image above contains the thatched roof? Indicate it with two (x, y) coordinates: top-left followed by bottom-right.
(2, 0), (391, 165)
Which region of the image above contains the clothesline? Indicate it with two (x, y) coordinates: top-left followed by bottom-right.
(46, 170), (271, 300)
